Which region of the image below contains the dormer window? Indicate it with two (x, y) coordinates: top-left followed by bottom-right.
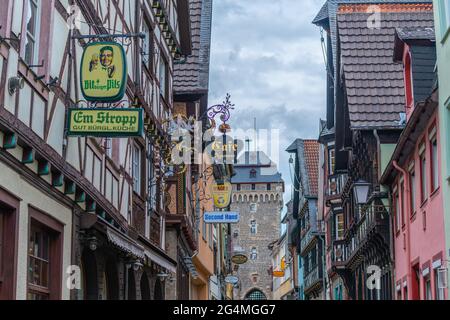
(250, 169), (257, 179)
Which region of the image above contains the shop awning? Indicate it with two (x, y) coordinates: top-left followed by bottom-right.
(106, 227), (145, 260)
(144, 249), (177, 273)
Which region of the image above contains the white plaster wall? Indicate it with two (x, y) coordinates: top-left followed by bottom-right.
(0, 161), (73, 300)
(46, 100), (66, 155)
(4, 49), (20, 114)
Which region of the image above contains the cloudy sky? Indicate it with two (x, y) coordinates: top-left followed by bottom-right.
(208, 0), (327, 213)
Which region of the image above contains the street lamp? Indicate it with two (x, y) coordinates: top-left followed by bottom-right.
(352, 180), (371, 205)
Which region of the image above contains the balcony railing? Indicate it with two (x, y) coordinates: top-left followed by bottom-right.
(329, 197), (390, 270)
(304, 265), (322, 292)
(344, 200), (390, 264)
(300, 228), (315, 255)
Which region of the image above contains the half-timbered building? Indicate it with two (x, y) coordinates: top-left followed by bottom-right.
(314, 0), (434, 300)
(0, 0), (192, 300)
(164, 0), (215, 300)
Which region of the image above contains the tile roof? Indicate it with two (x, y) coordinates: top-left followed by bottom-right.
(303, 140), (320, 196)
(173, 0), (212, 95)
(337, 5), (434, 128)
(312, 0), (432, 111)
(286, 139), (320, 197)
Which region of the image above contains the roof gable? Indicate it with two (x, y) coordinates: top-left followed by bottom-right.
(174, 0), (213, 96)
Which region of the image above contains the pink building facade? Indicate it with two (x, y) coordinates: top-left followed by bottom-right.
(381, 28), (447, 300)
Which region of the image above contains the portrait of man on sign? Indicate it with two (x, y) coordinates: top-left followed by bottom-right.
(100, 46), (116, 78)
(89, 46), (116, 78)
(81, 42), (126, 102)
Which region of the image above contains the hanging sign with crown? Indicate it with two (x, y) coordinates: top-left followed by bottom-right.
(211, 181), (233, 209)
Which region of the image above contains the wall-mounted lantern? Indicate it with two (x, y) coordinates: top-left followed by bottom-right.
(353, 180), (371, 205)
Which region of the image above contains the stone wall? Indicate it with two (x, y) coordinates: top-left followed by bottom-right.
(230, 187), (283, 300)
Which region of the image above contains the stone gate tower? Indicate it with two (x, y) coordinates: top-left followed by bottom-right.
(230, 151), (284, 300)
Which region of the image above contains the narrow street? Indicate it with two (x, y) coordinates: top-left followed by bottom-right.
(0, 0), (450, 306)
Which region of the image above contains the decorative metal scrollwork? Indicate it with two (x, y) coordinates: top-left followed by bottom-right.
(72, 33), (146, 48)
(203, 93), (235, 133)
(71, 99), (139, 109)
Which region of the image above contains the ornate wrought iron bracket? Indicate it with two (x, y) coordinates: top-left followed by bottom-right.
(72, 32), (146, 40)
(200, 93), (235, 133)
(72, 32), (146, 48)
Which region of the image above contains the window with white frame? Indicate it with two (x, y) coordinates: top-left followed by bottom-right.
(328, 147), (336, 175)
(435, 267), (445, 300)
(409, 162), (416, 215)
(419, 141), (427, 203)
(430, 127), (439, 193)
(394, 189), (400, 233)
(424, 275), (432, 300)
(132, 145), (142, 195)
(336, 213), (344, 240)
(25, 0), (41, 65)
(250, 203), (257, 213)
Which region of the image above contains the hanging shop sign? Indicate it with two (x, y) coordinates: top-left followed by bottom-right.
(272, 270), (285, 278)
(231, 253), (248, 265)
(203, 211), (240, 224)
(225, 275), (239, 285)
(80, 42), (127, 102)
(67, 108), (143, 137)
(211, 182), (232, 209)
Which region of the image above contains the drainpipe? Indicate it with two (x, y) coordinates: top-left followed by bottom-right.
(320, 234), (327, 300)
(373, 130), (382, 186)
(392, 160), (412, 300)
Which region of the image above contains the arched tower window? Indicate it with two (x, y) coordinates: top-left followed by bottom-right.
(245, 289), (267, 300)
(250, 220), (257, 234)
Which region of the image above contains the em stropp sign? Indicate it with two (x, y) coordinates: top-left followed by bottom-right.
(67, 108), (143, 137)
(80, 42), (127, 102)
